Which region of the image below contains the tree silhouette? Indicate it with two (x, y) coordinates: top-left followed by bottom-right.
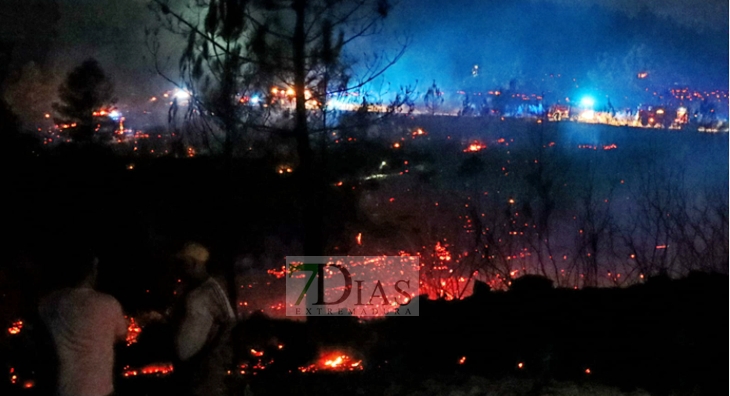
(52, 58), (115, 144)
(151, 0), (405, 257)
(424, 80), (444, 115)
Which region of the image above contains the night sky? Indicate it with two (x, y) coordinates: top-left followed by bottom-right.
(1, 0), (728, 122)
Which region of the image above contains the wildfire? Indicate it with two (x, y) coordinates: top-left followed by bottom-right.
(463, 142), (486, 152)
(7, 320), (23, 335)
(435, 241), (451, 261)
(267, 266), (287, 279)
(298, 351), (363, 373)
(126, 317), (142, 346)
(122, 363), (174, 377)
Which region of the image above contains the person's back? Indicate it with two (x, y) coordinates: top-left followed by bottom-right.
(173, 243), (237, 396)
(39, 286), (127, 396)
(38, 247), (127, 396)
(174, 276), (236, 396)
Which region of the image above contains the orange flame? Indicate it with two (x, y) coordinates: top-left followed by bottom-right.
(298, 351), (363, 373)
(267, 266), (287, 279)
(126, 317), (141, 346)
(463, 142), (485, 152)
(435, 242), (451, 261)
(122, 363), (174, 377)
(7, 320), (23, 335)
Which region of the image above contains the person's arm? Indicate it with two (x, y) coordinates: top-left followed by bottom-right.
(175, 294), (214, 361)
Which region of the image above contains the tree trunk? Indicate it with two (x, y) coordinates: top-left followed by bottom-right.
(293, 0), (324, 258)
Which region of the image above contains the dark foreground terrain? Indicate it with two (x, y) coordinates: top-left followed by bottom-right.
(3, 272), (726, 396)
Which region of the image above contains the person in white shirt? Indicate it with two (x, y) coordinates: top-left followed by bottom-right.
(173, 242), (237, 396)
(39, 249), (127, 396)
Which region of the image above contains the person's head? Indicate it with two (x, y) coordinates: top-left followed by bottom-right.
(59, 246), (99, 288)
(177, 242), (210, 281)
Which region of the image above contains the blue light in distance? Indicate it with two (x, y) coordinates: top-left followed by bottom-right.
(580, 96), (595, 108)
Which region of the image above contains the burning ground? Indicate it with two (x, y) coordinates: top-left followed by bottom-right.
(2, 117), (727, 395)
(87, 273), (730, 395)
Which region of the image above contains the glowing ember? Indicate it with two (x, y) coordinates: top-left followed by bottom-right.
(325, 356), (344, 368)
(356, 232), (362, 245)
(585, 368), (591, 374)
(122, 363), (174, 377)
(517, 362), (524, 369)
(126, 317), (142, 346)
(267, 266), (287, 279)
(463, 142), (486, 152)
(298, 351), (363, 373)
(7, 320), (23, 335)
(458, 356), (466, 364)
(412, 128), (427, 137)
(250, 349), (264, 357)
(435, 242), (451, 261)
